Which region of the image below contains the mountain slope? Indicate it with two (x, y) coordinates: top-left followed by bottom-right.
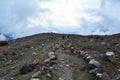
(0, 33), (120, 80)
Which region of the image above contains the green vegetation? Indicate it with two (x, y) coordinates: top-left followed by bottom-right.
(11, 51), (17, 56)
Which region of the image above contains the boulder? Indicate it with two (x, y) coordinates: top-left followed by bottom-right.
(19, 64), (35, 74)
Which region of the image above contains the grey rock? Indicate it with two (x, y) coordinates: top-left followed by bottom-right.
(106, 51), (116, 63)
(19, 64), (35, 74)
(31, 78), (40, 80)
(59, 78), (65, 80)
(101, 72), (110, 80)
(46, 73), (51, 78)
(89, 68), (104, 75)
(32, 71), (41, 78)
(98, 54), (108, 61)
(89, 59), (102, 67)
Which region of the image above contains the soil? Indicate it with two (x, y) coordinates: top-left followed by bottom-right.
(0, 33), (120, 80)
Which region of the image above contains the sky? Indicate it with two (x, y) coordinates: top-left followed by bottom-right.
(0, 0), (120, 38)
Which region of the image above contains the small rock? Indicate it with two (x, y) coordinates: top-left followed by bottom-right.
(98, 54), (108, 61)
(10, 66), (16, 69)
(51, 46), (57, 51)
(46, 73), (51, 78)
(116, 75), (120, 80)
(71, 50), (78, 55)
(68, 44), (74, 48)
(31, 46), (34, 49)
(33, 59), (41, 64)
(96, 73), (103, 78)
(59, 64), (64, 68)
(48, 52), (55, 55)
(49, 67), (54, 70)
(86, 64), (97, 70)
(32, 71), (41, 78)
(89, 68), (104, 75)
(80, 51), (88, 56)
(31, 78), (40, 80)
(5, 60), (12, 65)
(84, 54), (93, 62)
(10, 77), (14, 80)
(50, 60), (57, 66)
(101, 72), (110, 80)
(20, 53), (24, 56)
(49, 54), (57, 60)
(64, 50), (71, 54)
(59, 78), (65, 80)
(106, 51), (114, 56)
(66, 64), (70, 67)
(55, 44), (60, 48)
(89, 59), (102, 67)
(118, 69), (120, 72)
(101, 42), (106, 45)
(44, 59), (51, 63)
(106, 51), (116, 63)
(48, 52), (57, 60)
(60, 59), (65, 61)
(32, 52), (38, 55)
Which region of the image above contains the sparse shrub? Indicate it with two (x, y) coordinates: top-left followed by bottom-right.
(11, 51), (17, 56)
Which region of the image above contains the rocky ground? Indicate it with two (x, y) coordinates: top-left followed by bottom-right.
(0, 33), (120, 80)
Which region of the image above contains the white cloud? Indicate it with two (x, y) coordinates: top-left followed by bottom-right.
(0, 0), (120, 38)
(26, 0), (102, 32)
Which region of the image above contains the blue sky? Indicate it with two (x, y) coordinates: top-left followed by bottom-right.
(0, 0), (120, 37)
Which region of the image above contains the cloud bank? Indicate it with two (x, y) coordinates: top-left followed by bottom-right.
(0, 0), (120, 38)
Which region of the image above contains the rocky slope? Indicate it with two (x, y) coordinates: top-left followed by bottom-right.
(0, 33), (120, 80)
